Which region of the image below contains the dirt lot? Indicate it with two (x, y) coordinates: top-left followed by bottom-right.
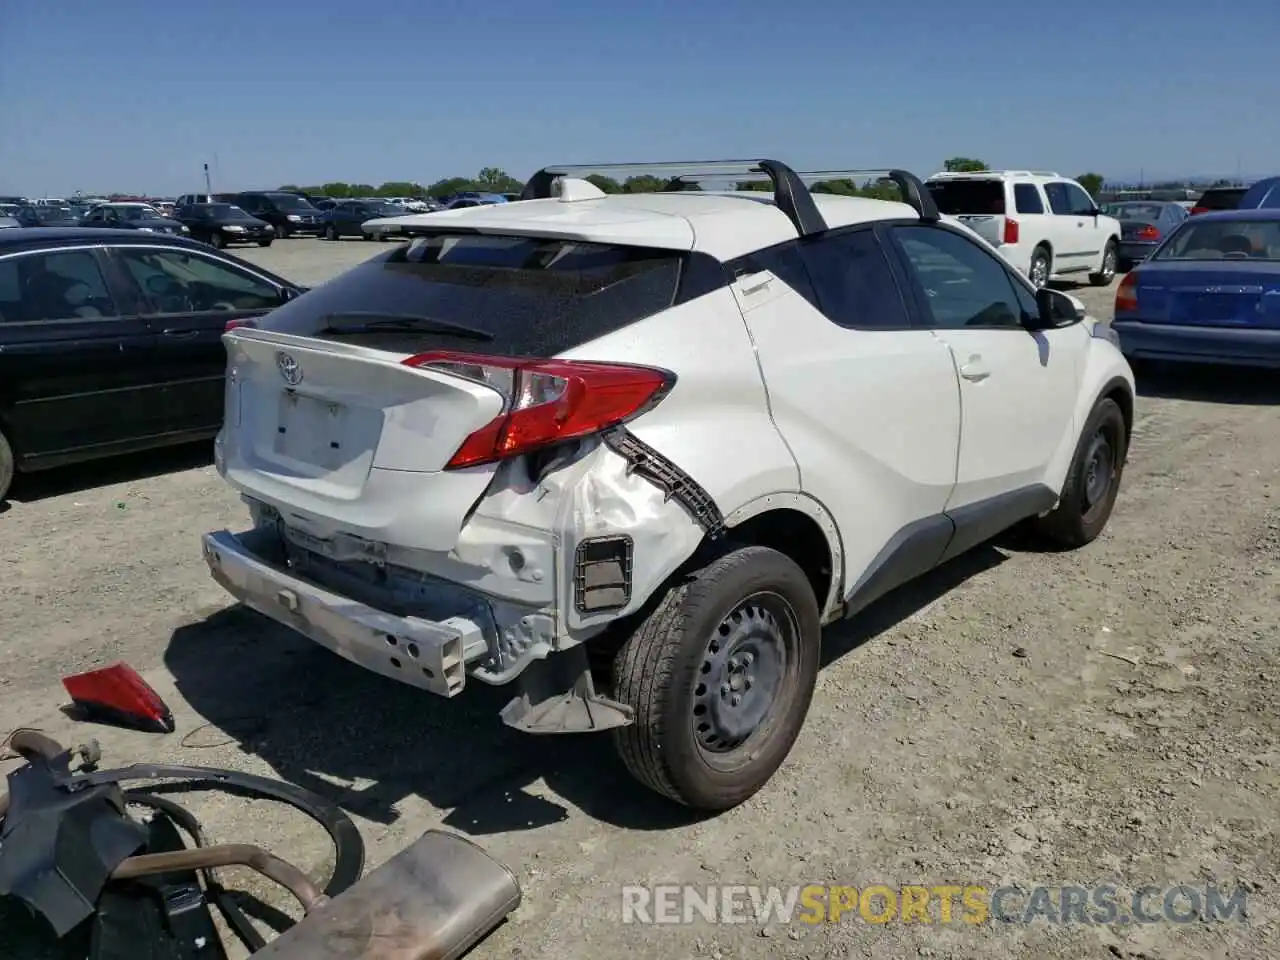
(2, 239), (1278, 960)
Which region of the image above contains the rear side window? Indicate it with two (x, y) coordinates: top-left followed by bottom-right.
(925, 180), (1006, 215)
(1013, 184), (1045, 214)
(797, 229), (912, 329)
(256, 234), (685, 357)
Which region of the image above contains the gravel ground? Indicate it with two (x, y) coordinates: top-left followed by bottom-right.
(2, 239), (1278, 960)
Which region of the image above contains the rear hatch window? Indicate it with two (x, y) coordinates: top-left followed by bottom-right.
(256, 233), (684, 357)
(1194, 188), (1246, 211)
(925, 180), (1006, 215)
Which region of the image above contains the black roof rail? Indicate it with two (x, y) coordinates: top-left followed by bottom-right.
(519, 160), (829, 237)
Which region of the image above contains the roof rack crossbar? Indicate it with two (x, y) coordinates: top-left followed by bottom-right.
(519, 159), (828, 237)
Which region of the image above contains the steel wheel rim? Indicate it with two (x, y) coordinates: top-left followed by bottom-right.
(1082, 429), (1114, 508)
(691, 591), (799, 760)
(1101, 248), (1116, 280)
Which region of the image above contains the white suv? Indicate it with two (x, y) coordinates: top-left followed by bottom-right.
(926, 171), (1122, 289)
(202, 161), (1135, 811)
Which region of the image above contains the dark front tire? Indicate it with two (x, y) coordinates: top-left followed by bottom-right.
(324, 223), (338, 241)
(1029, 246), (1051, 288)
(611, 545), (821, 811)
(1090, 240), (1119, 286)
(209, 231), (226, 249)
(0, 428), (13, 503)
(1031, 398), (1128, 548)
(276, 222), (291, 239)
(257, 239), (273, 247)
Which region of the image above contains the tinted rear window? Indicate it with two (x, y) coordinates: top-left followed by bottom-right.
(257, 233), (684, 357)
(1196, 188), (1246, 210)
(926, 180), (1006, 215)
(1155, 218), (1280, 261)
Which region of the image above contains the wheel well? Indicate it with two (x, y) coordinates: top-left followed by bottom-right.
(724, 508), (833, 609)
(1104, 383), (1134, 444)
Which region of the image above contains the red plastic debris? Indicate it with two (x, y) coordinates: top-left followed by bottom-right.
(61, 663), (175, 734)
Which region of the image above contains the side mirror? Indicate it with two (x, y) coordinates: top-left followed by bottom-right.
(1032, 288), (1084, 328)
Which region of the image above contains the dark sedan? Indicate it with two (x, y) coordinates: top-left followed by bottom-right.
(0, 227), (306, 502)
(79, 203), (190, 236)
(320, 200), (407, 240)
(1112, 209), (1280, 370)
(176, 203), (275, 248)
(1106, 200), (1189, 269)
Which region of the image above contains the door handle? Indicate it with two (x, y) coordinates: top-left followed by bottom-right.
(959, 355), (990, 382)
(162, 329), (199, 339)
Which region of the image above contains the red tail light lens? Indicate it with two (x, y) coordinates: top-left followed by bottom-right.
(402, 351), (674, 469)
(1190, 206), (1208, 216)
(1115, 273), (1138, 313)
(62, 662), (176, 733)
(1002, 217), (1019, 245)
(1136, 225), (1160, 241)
(225, 318), (257, 332)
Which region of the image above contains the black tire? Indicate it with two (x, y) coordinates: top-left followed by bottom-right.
(1090, 240), (1119, 286)
(1031, 398), (1127, 548)
(257, 239), (273, 247)
(1029, 246), (1051, 288)
(209, 231), (225, 249)
(324, 223), (338, 241)
(611, 545), (821, 811)
(276, 221), (291, 239)
(0, 428), (12, 503)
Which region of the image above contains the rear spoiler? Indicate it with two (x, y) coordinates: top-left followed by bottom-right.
(519, 160), (939, 237)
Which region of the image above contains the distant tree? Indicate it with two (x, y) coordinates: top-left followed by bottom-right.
(1075, 173), (1105, 198)
(377, 181), (425, 198)
(278, 184), (300, 192)
(474, 167), (522, 193)
(297, 186), (326, 197)
(735, 181), (770, 192)
(622, 175), (667, 193)
(943, 157), (988, 173)
(321, 182), (353, 197)
(585, 175), (622, 193)
(426, 177), (474, 198)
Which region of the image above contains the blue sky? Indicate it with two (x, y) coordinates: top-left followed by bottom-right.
(2, 0), (1277, 197)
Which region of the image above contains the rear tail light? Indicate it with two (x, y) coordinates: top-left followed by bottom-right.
(1190, 206), (1208, 216)
(1115, 273), (1138, 313)
(225, 318), (257, 332)
(62, 662), (175, 733)
(402, 351), (674, 469)
(1136, 225), (1160, 241)
(1002, 217), (1019, 245)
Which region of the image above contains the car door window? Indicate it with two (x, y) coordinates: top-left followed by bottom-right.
(1063, 184), (1097, 216)
(1044, 183), (1073, 216)
(1014, 184), (1045, 214)
(4, 250), (118, 323)
(115, 248), (282, 314)
(797, 229), (913, 329)
(891, 225), (1023, 329)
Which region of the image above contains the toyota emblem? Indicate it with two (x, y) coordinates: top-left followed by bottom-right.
(276, 352), (303, 386)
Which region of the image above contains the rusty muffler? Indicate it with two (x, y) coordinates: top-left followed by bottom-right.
(253, 829), (522, 960)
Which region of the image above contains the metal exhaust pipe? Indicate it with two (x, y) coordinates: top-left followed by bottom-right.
(252, 829), (522, 960)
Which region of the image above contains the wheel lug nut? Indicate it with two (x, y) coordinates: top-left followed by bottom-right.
(730, 694), (741, 707)
(720, 683), (731, 697)
(743, 652), (754, 665)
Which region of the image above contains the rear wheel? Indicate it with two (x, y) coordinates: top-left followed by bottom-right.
(1090, 240), (1118, 286)
(1031, 398), (1127, 548)
(611, 545), (821, 811)
(1029, 246), (1051, 288)
(0, 428), (14, 503)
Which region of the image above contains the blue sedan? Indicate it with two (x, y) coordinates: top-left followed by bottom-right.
(1112, 209), (1280, 368)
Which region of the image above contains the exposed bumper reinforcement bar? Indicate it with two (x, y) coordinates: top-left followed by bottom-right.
(202, 529), (480, 697)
